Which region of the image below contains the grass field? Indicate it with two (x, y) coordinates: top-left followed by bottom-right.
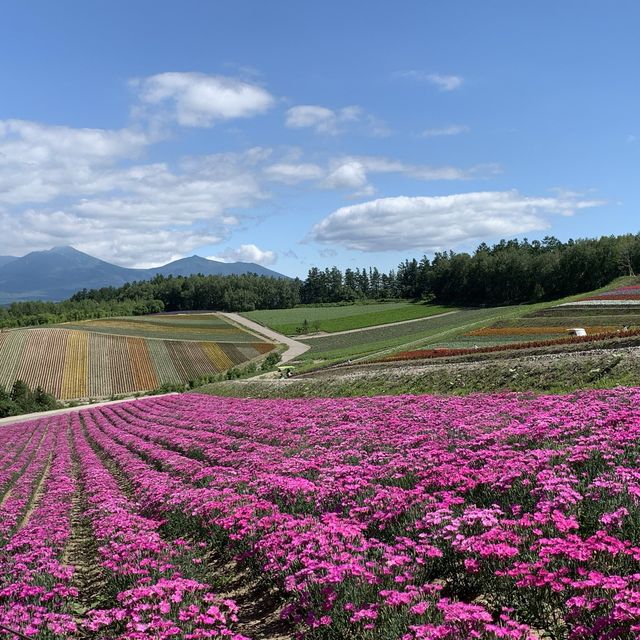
(293, 308), (505, 364)
(58, 313), (264, 342)
(241, 301), (453, 335)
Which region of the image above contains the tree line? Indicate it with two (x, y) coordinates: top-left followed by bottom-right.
(0, 381), (59, 418)
(301, 234), (640, 305)
(1, 232), (639, 328)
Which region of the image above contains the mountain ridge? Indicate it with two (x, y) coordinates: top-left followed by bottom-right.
(0, 246), (289, 303)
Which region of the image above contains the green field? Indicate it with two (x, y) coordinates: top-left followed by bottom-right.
(365, 277), (640, 362)
(294, 286), (628, 367)
(241, 302), (453, 335)
(294, 308), (506, 364)
(58, 313), (264, 343)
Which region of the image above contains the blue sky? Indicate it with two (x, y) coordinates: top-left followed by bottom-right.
(0, 1), (638, 277)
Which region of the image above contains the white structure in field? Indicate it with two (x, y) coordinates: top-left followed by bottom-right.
(567, 327), (587, 336)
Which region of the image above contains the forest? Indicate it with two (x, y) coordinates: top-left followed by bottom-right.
(1, 233), (639, 328)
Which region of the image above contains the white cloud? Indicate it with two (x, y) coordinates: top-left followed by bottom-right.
(396, 71), (464, 91)
(0, 119), (149, 162)
(209, 244), (276, 265)
(0, 207), (224, 268)
(263, 162), (324, 184)
(422, 124), (469, 137)
(320, 156), (500, 197)
(284, 104), (389, 137)
(0, 122), (270, 267)
(427, 73), (464, 91)
(323, 160), (370, 192)
(133, 71), (274, 127)
(0, 119), (151, 205)
(285, 104), (362, 135)
(311, 191), (605, 252)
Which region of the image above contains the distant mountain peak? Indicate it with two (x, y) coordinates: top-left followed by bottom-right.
(0, 245), (288, 304)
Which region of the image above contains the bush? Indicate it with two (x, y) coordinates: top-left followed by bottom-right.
(0, 381), (60, 417)
(262, 351), (282, 369)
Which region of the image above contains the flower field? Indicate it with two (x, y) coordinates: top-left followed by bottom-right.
(421, 280), (640, 356)
(0, 328), (275, 400)
(1, 389), (640, 639)
(380, 328), (640, 363)
(466, 326), (618, 337)
(558, 283), (640, 307)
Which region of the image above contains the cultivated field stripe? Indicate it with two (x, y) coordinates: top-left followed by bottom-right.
(147, 339), (182, 385)
(126, 337), (158, 391)
(88, 333), (113, 398)
(218, 342), (246, 366)
(169, 341), (217, 379)
(61, 330), (88, 399)
(0, 331), (28, 391)
(200, 341), (234, 371)
(15, 329), (69, 397)
(106, 334), (136, 395)
(0, 326), (269, 401)
(252, 341), (276, 355)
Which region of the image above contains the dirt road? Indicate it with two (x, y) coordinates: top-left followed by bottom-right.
(219, 313), (310, 363)
(0, 393), (178, 426)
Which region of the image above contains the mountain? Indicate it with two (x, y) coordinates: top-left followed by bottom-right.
(0, 246), (288, 304)
(0, 256), (17, 268)
(149, 255), (285, 279)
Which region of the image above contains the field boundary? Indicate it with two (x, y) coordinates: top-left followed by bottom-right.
(0, 392), (178, 427)
(297, 309), (460, 339)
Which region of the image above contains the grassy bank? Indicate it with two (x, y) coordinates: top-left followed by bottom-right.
(196, 344), (640, 399)
(241, 302), (452, 335)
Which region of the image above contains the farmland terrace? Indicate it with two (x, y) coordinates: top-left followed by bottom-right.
(0, 312), (275, 400)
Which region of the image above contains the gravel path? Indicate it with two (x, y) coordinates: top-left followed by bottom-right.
(219, 312), (310, 363)
(0, 393), (178, 426)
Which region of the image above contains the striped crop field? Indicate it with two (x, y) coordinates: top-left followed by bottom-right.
(59, 312), (263, 342)
(0, 327), (275, 400)
(442, 279), (640, 352)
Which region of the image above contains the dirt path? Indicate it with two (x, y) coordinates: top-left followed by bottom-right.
(297, 310), (460, 339)
(0, 393), (178, 427)
(220, 313), (310, 363)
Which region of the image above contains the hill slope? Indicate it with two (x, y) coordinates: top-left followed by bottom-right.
(0, 316), (276, 400)
(0, 246), (288, 303)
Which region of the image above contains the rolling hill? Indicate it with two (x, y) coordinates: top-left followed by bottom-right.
(0, 312), (276, 400)
(0, 246), (288, 303)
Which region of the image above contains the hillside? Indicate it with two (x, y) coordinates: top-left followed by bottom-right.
(0, 246), (288, 304)
(0, 313), (276, 400)
(373, 276), (640, 363)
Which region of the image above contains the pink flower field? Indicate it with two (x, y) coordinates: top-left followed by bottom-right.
(1, 389), (640, 639)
